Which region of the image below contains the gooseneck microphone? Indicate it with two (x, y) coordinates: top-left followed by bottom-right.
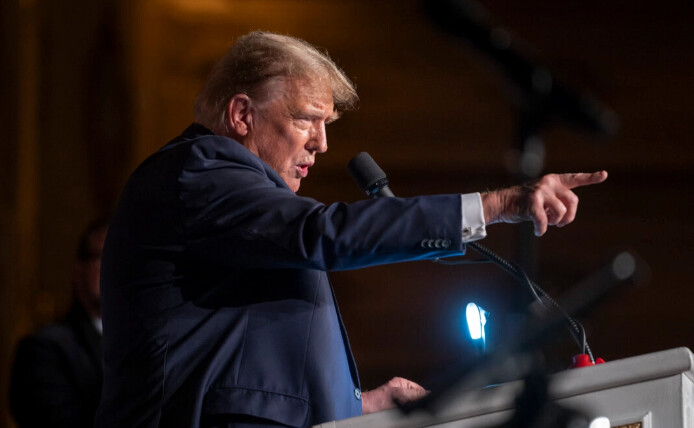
(347, 151), (596, 363)
(347, 152), (394, 198)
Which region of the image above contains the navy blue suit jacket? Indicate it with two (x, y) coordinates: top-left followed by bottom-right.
(10, 304), (103, 428)
(95, 124), (465, 427)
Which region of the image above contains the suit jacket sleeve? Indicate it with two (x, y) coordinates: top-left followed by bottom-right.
(176, 136), (466, 271)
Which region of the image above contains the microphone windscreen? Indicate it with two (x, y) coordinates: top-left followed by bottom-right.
(347, 152), (387, 192)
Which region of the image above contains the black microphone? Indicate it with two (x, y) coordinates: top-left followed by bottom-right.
(347, 152), (394, 198)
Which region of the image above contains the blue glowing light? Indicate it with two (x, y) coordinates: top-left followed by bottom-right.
(466, 302), (487, 341)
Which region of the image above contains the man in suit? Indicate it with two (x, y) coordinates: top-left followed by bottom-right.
(10, 218), (108, 428)
(95, 31), (606, 428)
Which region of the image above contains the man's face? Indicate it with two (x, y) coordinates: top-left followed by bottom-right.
(244, 77), (337, 192)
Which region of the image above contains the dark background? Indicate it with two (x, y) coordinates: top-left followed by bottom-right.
(2, 0), (693, 425)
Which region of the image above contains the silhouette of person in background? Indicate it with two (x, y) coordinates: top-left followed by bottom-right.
(9, 217), (108, 428)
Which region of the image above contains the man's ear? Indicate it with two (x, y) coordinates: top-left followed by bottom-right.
(225, 94), (252, 137)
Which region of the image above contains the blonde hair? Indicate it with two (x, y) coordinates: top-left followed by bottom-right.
(194, 31), (358, 133)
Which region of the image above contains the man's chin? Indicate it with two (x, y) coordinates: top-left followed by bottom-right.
(279, 173), (301, 193)
(287, 177), (301, 193)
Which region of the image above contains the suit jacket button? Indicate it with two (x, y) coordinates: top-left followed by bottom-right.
(441, 239), (451, 248)
(354, 388), (362, 400)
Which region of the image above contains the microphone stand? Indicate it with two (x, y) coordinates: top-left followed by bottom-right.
(347, 153), (645, 426)
(399, 250), (645, 425)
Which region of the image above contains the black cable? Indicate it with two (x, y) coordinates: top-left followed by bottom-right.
(435, 241), (594, 362)
(507, 258), (589, 359)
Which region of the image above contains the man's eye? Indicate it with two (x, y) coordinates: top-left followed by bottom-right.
(294, 117), (312, 127)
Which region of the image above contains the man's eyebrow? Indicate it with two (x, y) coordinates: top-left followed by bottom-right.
(288, 104), (318, 116)
(291, 107), (337, 122)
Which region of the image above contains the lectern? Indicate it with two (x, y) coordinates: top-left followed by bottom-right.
(315, 347), (694, 428)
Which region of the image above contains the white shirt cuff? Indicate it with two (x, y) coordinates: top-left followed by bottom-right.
(461, 193), (487, 242)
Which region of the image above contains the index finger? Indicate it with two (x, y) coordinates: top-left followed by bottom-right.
(558, 171), (608, 189)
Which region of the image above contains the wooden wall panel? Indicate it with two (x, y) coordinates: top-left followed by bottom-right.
(1, 1), (41, 426)
(1, 0), (134, 426)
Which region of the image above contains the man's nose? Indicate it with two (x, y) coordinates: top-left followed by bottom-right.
(308, 123), (328, 154)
